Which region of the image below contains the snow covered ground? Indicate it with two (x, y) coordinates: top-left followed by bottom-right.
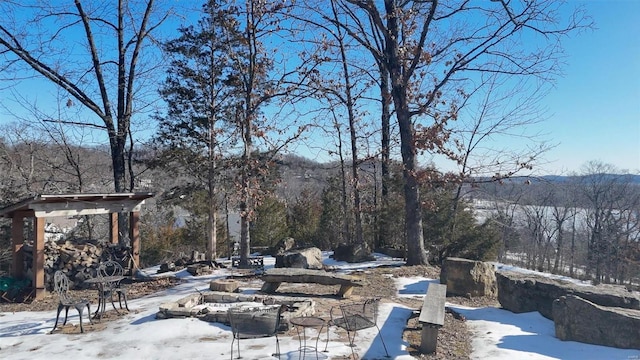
(0, 253), (638, 360)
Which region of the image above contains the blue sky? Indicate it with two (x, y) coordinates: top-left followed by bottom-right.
(540, 0), (640, 174)
(0, 1), (638, 176)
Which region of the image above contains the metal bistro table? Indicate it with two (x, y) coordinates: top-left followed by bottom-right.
(289, 316), (328, 360)
(84, 275), (125, 319)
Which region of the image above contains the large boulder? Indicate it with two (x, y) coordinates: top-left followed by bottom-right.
(496, 270), (640, 320)
(331, 243), (375, 263)
(275, 247), (323, 269)
(440, 257), (497, 297)
(553, 295), (640, 349)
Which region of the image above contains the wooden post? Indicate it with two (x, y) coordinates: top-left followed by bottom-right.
(109, 212), (119, 244)
(33, 216), (46, 299)
(129, 211), (140, 269)
(11, 215), (25, 278)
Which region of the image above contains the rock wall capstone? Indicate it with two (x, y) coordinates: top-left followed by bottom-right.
(553, 295), (640, 349)
(496, 270), (640, 320)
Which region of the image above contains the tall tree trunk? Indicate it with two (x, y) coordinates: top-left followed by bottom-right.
(378, 64), (392, 249)
(332, 4), (366, 252)
(384, 0), (428, 265)
(337, 122), (351, 244)
(206, 41), (218, 261)
(225, 194), (232, 260)
(396, 103), (428, 265)
(207, 149), (217, 260)
(111, 133), (129, 245)
(239, 108), (252, 267)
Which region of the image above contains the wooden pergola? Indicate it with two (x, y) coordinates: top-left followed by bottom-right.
(0, 192), (154, 300)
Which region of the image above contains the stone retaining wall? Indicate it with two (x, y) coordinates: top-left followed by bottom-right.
(553, 295), (640, 349)
(496, 271), (640, 320)
(497, 269), (640, 349)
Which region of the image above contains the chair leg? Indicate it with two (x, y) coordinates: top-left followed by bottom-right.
(118, 290), (129, 311)
(375, 324), (390, 357)
(109, 292), (119, 313)
(77, 306), (85, 333)
(97, 291), (107, 318)
(346, 330), (357, 360)
(86, 303), (94, 325)
(52, 304), (64, 332)
(323, 324), (330, 352)
(230, 337), (242, 359)
(62, 306), (70, 325)
(273, 334), (280, 359)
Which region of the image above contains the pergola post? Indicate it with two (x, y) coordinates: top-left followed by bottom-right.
(33, 216), (46, 298)
(129, 211), (140, 269)
(109, 212), (119, 244)
(11, 214), (25, 278)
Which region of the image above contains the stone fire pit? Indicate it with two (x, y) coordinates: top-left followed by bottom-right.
(156, 291), (315, 328)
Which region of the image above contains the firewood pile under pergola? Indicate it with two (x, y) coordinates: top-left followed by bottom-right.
(0, 193), (154, 301)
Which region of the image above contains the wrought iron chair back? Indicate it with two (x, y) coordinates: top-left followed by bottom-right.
(52, 271), (92, 333)
(98, 260), (124, 278)
(97, 260), (129, 311)
(228, 304), (285, 359)
(329, 298), (389, 358)
(53, 270), (73, 304)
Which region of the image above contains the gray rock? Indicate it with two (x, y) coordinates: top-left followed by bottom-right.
(186, 263), (212, 276)
(440, 257), (497, 298)
(553, 295), (640, 349)
(275, 247), (323, 269)
(209, 279), (240, 292)
(331, 243), (375, 263)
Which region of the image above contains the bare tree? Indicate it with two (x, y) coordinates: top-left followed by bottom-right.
(292, 0), (379, 258)
(616, 199), (640, 285)
(549, 188), (572, 275)
(302, 0), (589, 265)
(579, 162), (626, 282)
(226, 0), (308, 267)
(0, 0), (171, 242)
(447, 73), (553, 257)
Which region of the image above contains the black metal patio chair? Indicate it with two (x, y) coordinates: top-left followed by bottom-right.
(228, 304), (286, 359)
(52, 270), (93, 333)
(328, 298), (389, 358)
(98, 260), (129, 311)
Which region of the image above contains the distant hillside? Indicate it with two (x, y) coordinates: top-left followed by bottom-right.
(470, 173), (640, 185)
(539, 174), (640, 184)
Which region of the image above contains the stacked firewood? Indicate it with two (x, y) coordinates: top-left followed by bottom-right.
(21, 240), (121, 290)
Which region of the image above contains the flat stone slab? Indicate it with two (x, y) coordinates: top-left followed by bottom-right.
(419, 283), (447, 354)
(260, 268), (363, 298)
(210, 279), (240, 292)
